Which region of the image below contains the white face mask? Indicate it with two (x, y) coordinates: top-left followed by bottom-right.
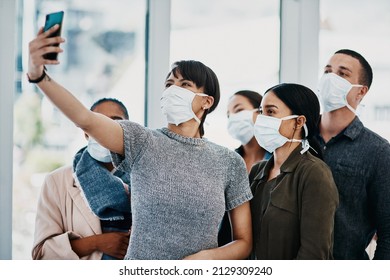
(87, 138), (112, 163)
(254, 114), (309, 154)
(317, 73), (363, 114)
(160, 85), (208, 126)
(227, 109), (257, 145)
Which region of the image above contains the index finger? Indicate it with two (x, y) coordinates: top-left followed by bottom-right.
(39, 24), (61, 39)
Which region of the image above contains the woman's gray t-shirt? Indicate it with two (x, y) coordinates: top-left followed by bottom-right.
(111, 121), (252, 260)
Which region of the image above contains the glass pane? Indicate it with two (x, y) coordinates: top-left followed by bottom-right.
(319, 0), (390, 141)
(13, 0), (146, 259)
(170, 0), (280, 149)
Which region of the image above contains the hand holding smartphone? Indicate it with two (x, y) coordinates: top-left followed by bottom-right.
(43, 11), (64, 60)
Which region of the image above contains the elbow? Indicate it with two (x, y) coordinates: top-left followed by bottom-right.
(243, 237), (253, 258)
(75, 111), (95, 133)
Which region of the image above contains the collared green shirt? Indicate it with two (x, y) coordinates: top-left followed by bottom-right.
(249, 145), (339, 259)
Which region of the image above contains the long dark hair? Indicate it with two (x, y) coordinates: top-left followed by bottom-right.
(264, 83), (323, 159)
(167, 60), (220, 137)
(233, 90), (263, 109)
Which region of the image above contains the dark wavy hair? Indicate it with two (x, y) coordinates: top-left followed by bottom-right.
(167, 60), (220, 137)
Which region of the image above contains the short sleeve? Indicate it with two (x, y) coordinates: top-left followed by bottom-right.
(111, 120), (152, 173)
(225, 152), (253, 211)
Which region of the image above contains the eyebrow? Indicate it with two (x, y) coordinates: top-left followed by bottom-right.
(227, 103), (244, 115)
(260, 104), (279, 110)
(325, 64), (352, 73)
(232, 103), (243, 111)
(165, 78), (193, 84)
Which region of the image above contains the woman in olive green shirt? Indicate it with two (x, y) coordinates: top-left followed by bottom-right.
(249, 83), (339, 260)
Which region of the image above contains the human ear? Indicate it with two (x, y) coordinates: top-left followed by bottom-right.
(357, 86), (369, 103)
(295, 115), (306, 129)
(202, 96), (214, 110)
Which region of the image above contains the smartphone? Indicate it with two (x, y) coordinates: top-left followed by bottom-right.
(43, 11), (64, 60)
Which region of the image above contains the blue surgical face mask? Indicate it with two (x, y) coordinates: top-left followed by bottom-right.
(87, 138), (112, 163)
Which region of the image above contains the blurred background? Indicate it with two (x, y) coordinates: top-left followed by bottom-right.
(0, 0), (389, 259)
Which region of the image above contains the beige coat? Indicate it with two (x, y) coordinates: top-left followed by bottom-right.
(32, 166), (102, 260)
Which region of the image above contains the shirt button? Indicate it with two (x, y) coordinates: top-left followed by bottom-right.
(323, 146), (327, 150)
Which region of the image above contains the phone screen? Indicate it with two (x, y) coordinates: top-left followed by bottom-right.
(43, 11), (64, 60)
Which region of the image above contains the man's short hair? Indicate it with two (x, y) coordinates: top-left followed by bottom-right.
(335, 49), (373, 89)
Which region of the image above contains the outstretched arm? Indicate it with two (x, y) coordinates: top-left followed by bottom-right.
(28, 25), (124, 154)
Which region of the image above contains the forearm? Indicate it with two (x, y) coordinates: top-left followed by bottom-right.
(70, 235), (99, 258)
(36, 75), (92, 131)
(27, 26), (123, 152)
(202, 239), (252, 260)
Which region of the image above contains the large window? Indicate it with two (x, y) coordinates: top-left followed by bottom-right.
(13, 0), (146, 259)
(319, 0), (390, 140)
(170, 0), (280, 149)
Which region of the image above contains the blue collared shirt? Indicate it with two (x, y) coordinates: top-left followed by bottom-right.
(316, 117), (390, 259)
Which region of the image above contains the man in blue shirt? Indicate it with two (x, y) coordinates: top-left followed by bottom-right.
(316, 49), (390, 259)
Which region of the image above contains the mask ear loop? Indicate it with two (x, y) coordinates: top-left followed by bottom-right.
(300, 124), (310, 154)
(345, 85), (363, 115)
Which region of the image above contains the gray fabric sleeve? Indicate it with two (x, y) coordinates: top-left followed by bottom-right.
(111, 120), (152, 172)
(225, 152), (253, 211)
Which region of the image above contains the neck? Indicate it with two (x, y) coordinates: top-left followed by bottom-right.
(167, 121), (201, 138)
(273, 142), (300, 170)
(241, 138), (267, 172)
(320, 108), (356, 143)
(102, 162), (115, 172)
(243, 138), (266, 159)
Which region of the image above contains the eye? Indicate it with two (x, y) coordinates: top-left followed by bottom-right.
(265, 109), (275, 116)
(165, 82), (172, 88)
(338, 71), (348, 77)
(181, 81), (193, 88)
(324, 69), (331, 74)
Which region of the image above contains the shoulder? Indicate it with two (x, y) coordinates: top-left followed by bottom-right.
(207, 141), (244, 162)
(295, 154), (338, 201)
(299, 152), (333, 178)
(361, 126), (390, 149)
(44, 165), (74, 187)
(348, 118), (389, 148)
(46, 165), (73, 179)
(118, 120), (151, 134)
